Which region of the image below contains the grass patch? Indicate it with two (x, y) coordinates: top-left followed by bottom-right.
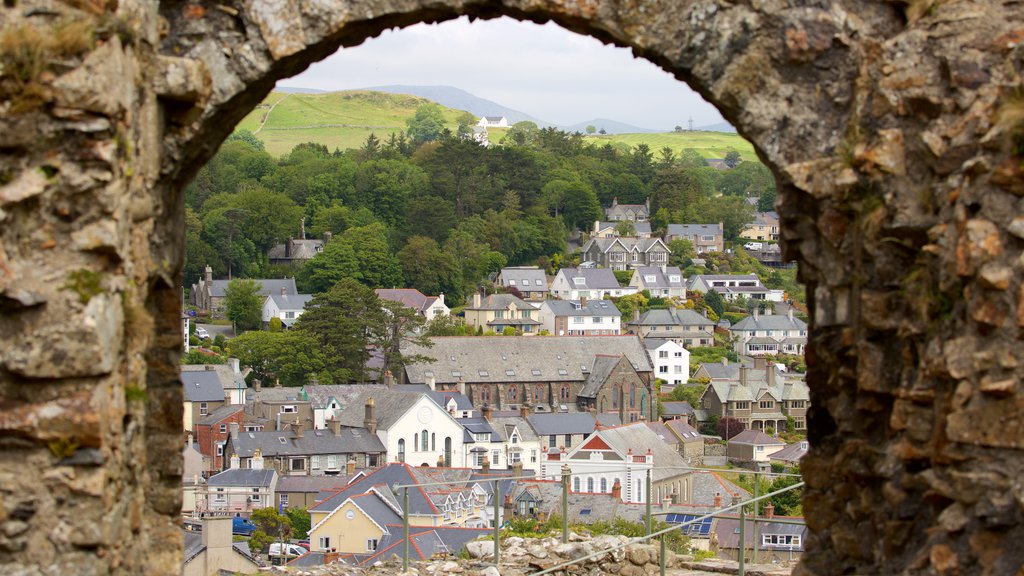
(0, 20), (95, 112)
(62, 269), (105, 304)
(583, 131), (756, 161)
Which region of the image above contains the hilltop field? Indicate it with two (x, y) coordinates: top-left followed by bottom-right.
(235, 90), (755, 159)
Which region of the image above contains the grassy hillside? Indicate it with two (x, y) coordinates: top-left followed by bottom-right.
(237, 90), (470, 156)
(234, 90), (756, 160)
(582, 131), (756, 161)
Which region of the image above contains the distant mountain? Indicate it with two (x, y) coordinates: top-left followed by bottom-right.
(275, 86), (328, 94)
(363, 85), (556, 128)
(697, 121), (736, 133)
(565, 118), (661, 135)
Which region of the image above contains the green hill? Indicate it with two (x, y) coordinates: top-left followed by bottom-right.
(236, 90), (755, 160)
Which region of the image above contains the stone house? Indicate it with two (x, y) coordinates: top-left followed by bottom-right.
(189, 265), (299, 312)
(730, 309), (808, 357)
(267, 233), (328, 266)
(664, 223), (724, 254)
(629, 265), (686, 299)
(246, 380), (312, 432)
(463, 293), (540, 334)
(549, 267), (637, 300)
(699, 364), (810, 432)
(580, 237), (671, 271)
(591, 220), (653, 239)
(537, 297), (621, 336)
(496, 266), (549, 301)
(222, 419), (386, 475)
(575, 354), (655, 423)
(626, 308), (717, 348)
(646, 419), (704, 464)
(604, 197), (650, 221)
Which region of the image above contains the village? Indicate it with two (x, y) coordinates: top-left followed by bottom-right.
(179, 164), (810, 575)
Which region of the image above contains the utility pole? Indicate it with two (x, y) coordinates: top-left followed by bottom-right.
(688, 116), (694, 131)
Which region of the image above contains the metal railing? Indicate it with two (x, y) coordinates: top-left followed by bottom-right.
(387, 465), (804, 576)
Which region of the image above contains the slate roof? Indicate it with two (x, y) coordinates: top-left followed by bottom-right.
(714, 516), (806, 551)
(498, 267), (548, 290)
(330, 389), (429, 432)
(403, 335), (653, 386)
(277, 475), (355, 494)
(596, 221), (652, 236)
(595, 413), (622, 427)
(632, 266), (685, 290)
(311, 463), (475, 519)
(181, 370), (227, 402)
(665, 223), (723, 238)
(661, 402), (695, 418)
(302, 383), (387, 410)
(578, 355), (628, 399)
(528, 412), (598, 436)
(467, 293), (537, 311)
(231, 427), (385, 458)
(247, 385), (307, 404)
(696, 361), (740, 380)
(731, 313), (808, 332)
(267, 293), (314, 311)
(581, 237), (668, 255)
(664, 419), (702, 442)
(705, 372), (810, 404)
(542, 299), (621, 318)
(267, 238), (325, 261)
(490, 416), (539, 443)
(198, 404), (244, 426)
(646, 421), (681, 446)
(375, 288), (444, 315)
(287, 551), (327, 568)
(628, 308), (715, 328)
(207, 468), (277, 488)
(691, 471), (749, 505)
(364, 526), (491, 565)
(769, 441), (809, 463)
(751, 211), (780, 226)
(459, 417), (501, 443)
(181, 363), (250, 393)
(729, 429), (784, 445)
(555, 267), (621, 290)
(593, 423), (690, 483)
(207, 278), (297, 298)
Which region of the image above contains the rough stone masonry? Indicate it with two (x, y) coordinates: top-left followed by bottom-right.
(0, 0), (1022, 574)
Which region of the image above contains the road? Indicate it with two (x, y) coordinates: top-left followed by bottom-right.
(196, 323), (235, 340)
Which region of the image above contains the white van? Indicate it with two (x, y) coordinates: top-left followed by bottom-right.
(743, 242), (763, 251)
(269, 543), (306, 557)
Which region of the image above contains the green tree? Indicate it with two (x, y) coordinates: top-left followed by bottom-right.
(670, 382), (707, 406)
(629, 143), (656, 184)
(285, 507), (312, 540)
(585, 125), (596, 134)
(226, 129), (265, 151)
(229, 330), (329, 387)
(406, 103), (447, 144)
(456, 111), (477, 140)
(425, 314), (466, 336)
(723, 150), (742, 168)
(768, 470), (803, 516)
(667, 238), (697, 267)
(376, 299), (435, 378)
(250, 507), (292, 556)
(398, 236), (462, 303)
(295, 278), (384, 382)
(614, 220), (637, 237)
(298, 239), (360, 294)
(704, 289), (725, 319)
(224, 278), (263, 332)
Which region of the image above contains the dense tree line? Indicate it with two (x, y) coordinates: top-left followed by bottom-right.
(186, 114), (774, 303)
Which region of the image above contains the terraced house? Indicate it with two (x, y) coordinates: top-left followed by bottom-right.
(580, 237), (670, 271)
(699, 364), (810, 432)
(463, 293), (541, 334)
(730, 309), (808, 357)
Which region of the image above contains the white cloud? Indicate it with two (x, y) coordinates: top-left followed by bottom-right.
(278, 16), (724, 130)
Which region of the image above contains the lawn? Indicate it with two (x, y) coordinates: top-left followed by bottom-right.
(583, 131), (756, 160)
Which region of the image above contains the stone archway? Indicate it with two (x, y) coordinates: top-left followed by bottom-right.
(1, 1), (1022, 574)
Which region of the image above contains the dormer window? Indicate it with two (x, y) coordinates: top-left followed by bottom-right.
(644, 275), (656, 283)
(508, 280), (516, 286)
(572, 277), (585, 286)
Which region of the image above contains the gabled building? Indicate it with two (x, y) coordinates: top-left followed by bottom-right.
(182, 369), (228, 432)
(626, 308), (716, 348)
(687, 273), (784, 302)
(644, 338), (691, 388)
(222, 419), (386, 474)
(538, 298), (621, 336)
(246, 380), (312, 432)
(268, 233), (328, 266)
(713, 513), (808, 562)
(478, 116), (509, 128)
(496, 266), (549, 301)
(576, 354), (655, 423)
(769, 440), (809, 469)
(549, 267), (637, 300)
(201, 452), (278, 513)
(664, 223), (724, 254)
(183, 517), (262, 576)
(528, 412), (619, 453)
(182, 359), (249, 405)
(375, 288), (450, 321)
(463, 293), (540, 334)
(740, 211), (780, 241)
(195, 404), (245, 472)
(727, 429), (785, 464)
(647, 419), (704, 463)
(629, 266), (686, 299)
(580, 237), (670, 271)
(604, 197), (649, 221)
(699, 363), (810, 432)
(730, 309), (808, 356)
(592, 220), (653, 239)
(189, 265), (298, 312)
(262, 291), (314, 328)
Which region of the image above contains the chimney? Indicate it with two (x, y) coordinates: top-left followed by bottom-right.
(594, 220), (600, 234)
(754, 357), (767, 370)
(662, 497), (672, 512)
(300, 218), (306, 240)
(292, 419), (305, 439)
(633, 308), (640, 322)
(473, 293), (482, 309)
(364, 399), (377, 435)
(482, 456), (490, 474)
(458, 378), (466, 397)
(788, 307), (794, 322)
(308, 375), (319, 387)
(275, 378), (281, 388)
(251, 448), (264, 470)
(280, 287), (286, 296)
(580, 295), (587, 308)
(229, 453), (240, 469)
(611, 479), (622, 500)
(329, 418), (342, 436)
(753, 307), (760, 319)
(740, 365), (748, 387)
(520, 404), (530, 419)
(347, 458), (357, 475)
(438, 293), (445, 307)
(229, 357), (240, 374)
(512, 460), (523, 477)
(426, 375), (435, 391)
(767, 365), (777, 387)
(764, 502), (775, 519)
(229, 422), (239, 441)
(285, 237), (292, 258)
(612, 197), (618, 207)
(201, 516), (233, 552)
(204, 265), (212, 285)
(323, 231), (333, 243)
(713, 492), (722, 508)
(482, 403), (493, 422)
(253, 379), (262, 392)
(324, 550), (340, 565)
(384, 371), (394, 389)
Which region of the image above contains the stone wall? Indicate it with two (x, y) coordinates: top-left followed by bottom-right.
(0, 0), (1021, 574)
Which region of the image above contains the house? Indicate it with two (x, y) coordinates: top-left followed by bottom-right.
(275, 474), (355, 511)
(727, 429), (785, 465)
(604, 197), (649, 221)
(528, 411), (616, 453)
(644, 338), (690, 388)
(692, 357), (748, 382)
(687, 273), (784, 302)
(713, 513), (808, 562)
(246, 379), (312, 431)
(592, 220), (653, 239)
(538, 298), (621, 336)
(699, 362), (810, 432)
(646, 419), (703, 465)
(770, 440), (809, 469)
(730, 309), (808, 356)
(189, 266), (298, 312)
(626, 308), (716, 348)
(329, 387), (467, 468)
(496, 266), (549, 301)
(308, 464), (494, 557)
(740, 211), (780, 242)
(262, 290), (314, 327)
(460, 408), (542, 471)
(267, 232), (329, 266)
(463, 293), (540, 334)
(549, 267), (637, 300)
(580, 237), (671, 271)
(472, 125), (489, 146)
(357, 525), (492, 566)
(664, 223), (724, 254)
(375, 288), (450, 321)
(182, 358), (249, 405)
(660, 401), (695, 422)
(222, 419), (386, 474)
(401, 335), (654, 414)
(195, 404), (245, 472)
(629, 266), (686, 299)
(477, 115), (509, 128)
(182, 516), (261, 576)
(182, 368), (228, 432)
(750, 243), (785, 266)
(201, 452), (278, 513)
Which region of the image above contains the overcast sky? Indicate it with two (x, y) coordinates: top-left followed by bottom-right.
(277, 16), (724, 131)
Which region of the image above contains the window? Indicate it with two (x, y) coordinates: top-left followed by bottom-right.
(492, 449), (500, 464)
(509, 451), (521, 464)
(561, 386), (570, 400)
(507, 386), (518, 403)
(397, 439), (406, 462)
(549, 436), (557, 448)
(282, 405), (296, 413)
(475, 452), (485, 467)
(219, 424), (227, 433)
(760, 400), (774, 409)
(251, 488), (260, 502)
(592, 316), (603, 324)
(280, 494), (289, 507)
(587, 478), (594, 492)
(475, 432), (489, 442)
(534, 383), (543, 400)
(290, 458), (305, 471)
(283, 311), (294, 319)
(508, 280), (516, 286)
(366, 539), (379, 551)
(216, 444), (223, 456)
(431, 433), (436, 451)
(573, 477), (580, 492)
(630, 384), (636, 408)
(530, 450), (537, 463)
(311, 455), (320, 469)
(481, 386), (491, 402)
(506, 369), (516, 377)
(327, 455), (338, 469)
(421, 429), (429, 451)
(659, 350), (668, 358)
(790, 400), (806, 408)
(318, 537), (331, 551)
(669, 275), (681, 283)
(521, 310), (532, 319)
(659, 366), (668, 373)
(573, 316), (584, 323)
(644, 275), (656, 283)
(600, 478), (608, 493)
(701, 235), (716, 241)
(763, 534), (801, 546)
(199, 402), (208, 416)
(535, 279), (544, 286)
(564, 434), (572, 448)
(733, 401), (750, 410)
(494, 310), (505, 319)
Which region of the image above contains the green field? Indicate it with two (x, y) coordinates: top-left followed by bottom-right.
(235, 90), (755, 159)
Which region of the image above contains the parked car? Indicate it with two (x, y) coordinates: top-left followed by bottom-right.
(743, 242), (763, 251)
(269, 542), (307, 557)
(195, 327), (210, 340)
(231, 517), (255, 536)
(297, 540), (311, 550)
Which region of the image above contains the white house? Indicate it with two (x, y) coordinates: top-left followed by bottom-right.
(460, 410), (543, 472)
(549, 267), (638, 300)
(375, 289), (450, 322)
(687, 274), (785, 303)
(644, 338), (690, 388)
(629, 266), (686, 299)
(262, 291), (314, 327)
(730, 309), (808, 357)
(202, 451), (278, 513)
(477, 116), (510, 128)
(538, 298), (622, 336)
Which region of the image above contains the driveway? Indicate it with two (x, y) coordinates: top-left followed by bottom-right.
(196, 323), (236, 340)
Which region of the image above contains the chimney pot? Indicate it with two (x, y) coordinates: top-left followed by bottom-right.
(347, 458), (356, 475)
(364, 398), (377, 435)
(580, 296), (587, 308)
(229, 422), (239, 441)
(481, 456), (490, 474)
(520, 404), (530, 419)
(384, 371), (394, 389)
(713, 492), (722, 508)
(253, 379), (262, 392)
(292, 419), (305, 438)
(764, 502), (775, 519)
(482, 403), (493, 422)
(473, 293), (482, 309)
(611, 479), (622, 500)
